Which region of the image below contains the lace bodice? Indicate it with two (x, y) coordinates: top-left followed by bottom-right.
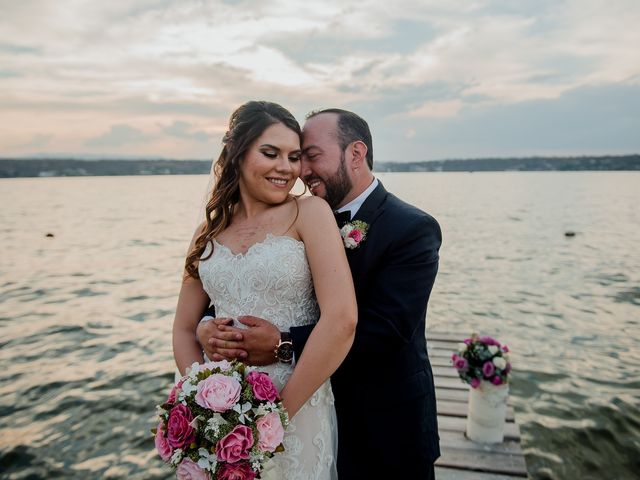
(199, 234), (319, 336)
(198, 233), (337, 479)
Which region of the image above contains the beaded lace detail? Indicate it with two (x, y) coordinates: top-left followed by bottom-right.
(199, 234), (337, 480)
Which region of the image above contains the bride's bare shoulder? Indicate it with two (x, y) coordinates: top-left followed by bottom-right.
(293, 196), (336, 239)
(295, 195), (332, 217)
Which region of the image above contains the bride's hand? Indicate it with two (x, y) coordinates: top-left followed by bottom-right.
(209, 316), (281, 366)
(198, 318), (243, 361)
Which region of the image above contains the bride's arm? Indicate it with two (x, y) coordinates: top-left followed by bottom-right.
(280, 196), (357, 418)
(172, 226), (211, 375)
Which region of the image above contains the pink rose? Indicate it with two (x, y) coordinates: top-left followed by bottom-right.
(502, 345), (510, 353)
(168, 377), (186, 404)
(454, 357), (468, 371)
(482, 361), (495, 378)
(217, 461), (256, 480)
(167, 404), (196, 449)
(491, 375), (503, 385)
(479, 336), (500, 347)
(246, 371), (279, 402)
(195, 374), (241, 412)
(348, 229), (363, 243)
(216, 425), (254, 463)
(154, 421), (173, 461)
(256, 411), (285, 452)
(470, 378), (481, 389)
(176, 457), (211, 480)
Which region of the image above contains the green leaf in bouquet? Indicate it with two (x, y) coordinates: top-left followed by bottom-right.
(241, 383), (255, 403)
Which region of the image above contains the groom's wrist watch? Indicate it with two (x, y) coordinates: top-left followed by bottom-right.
(275, 332), (294, 364)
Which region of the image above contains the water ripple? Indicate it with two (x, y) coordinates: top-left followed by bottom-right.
(2, 173), (639, 479)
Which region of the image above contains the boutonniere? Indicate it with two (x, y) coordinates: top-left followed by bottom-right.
(340, 220), (369, 249)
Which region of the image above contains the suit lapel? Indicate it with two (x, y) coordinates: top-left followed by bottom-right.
(351, 181), (388, 225)
(344, 182), (388, 273)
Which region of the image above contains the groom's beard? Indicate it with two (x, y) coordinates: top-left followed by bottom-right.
(310, 151), (353, 210)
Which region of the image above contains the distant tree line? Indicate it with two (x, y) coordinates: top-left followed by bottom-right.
(375, 155), (640, 172)
(0, 155), (638, 178)
(0, 159), (211, 178)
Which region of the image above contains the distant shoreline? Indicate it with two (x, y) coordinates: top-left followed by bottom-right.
(1, 155), (638, 178)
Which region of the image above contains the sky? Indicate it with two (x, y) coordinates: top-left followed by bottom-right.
(1, 0), (639, 162)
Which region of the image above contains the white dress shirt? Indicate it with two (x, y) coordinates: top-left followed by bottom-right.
(335, 177), (379, 218)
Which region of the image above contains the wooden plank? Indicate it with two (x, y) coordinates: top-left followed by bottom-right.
(438, 430), (523, 455)
(435, 388), (470, 403)
(435, 467), (524, 480)
(436, 448), (528, 477)
(435, 387), (516, 408)
(433, 366), (460, 378)
(427, 332), (470, 342)
(429, 349), (456, 360)
(437, 401), (515, 422)
(431, 358), (455, 368)
(436, 376), (469, 390)
(437, 416), (521, 442)
(429, 331), (529, 478)
(429, 340), (463, 350)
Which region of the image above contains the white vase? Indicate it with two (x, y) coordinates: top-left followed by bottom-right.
(466, 381), (509, 443)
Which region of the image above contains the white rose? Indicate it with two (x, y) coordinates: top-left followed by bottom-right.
(200, 359), (232, 372)
(340, 224), (354, 236)
(488, 345), (499, 355)
(457, 343), (468, 353)
(493, 356), (507, 369)
(344, 237), (358, 248)
(171, 449), (184, 466)
(181, 379), (197, 396)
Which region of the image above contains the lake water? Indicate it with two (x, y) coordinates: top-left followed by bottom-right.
(1, 172), (639, 479)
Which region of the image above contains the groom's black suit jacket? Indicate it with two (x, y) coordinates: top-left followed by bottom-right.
(290, 182), (442, 477)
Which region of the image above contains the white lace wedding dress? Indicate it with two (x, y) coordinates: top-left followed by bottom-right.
(199, 234), (338, 480)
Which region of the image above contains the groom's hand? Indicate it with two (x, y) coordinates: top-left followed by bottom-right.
(209, 315), (280, 366)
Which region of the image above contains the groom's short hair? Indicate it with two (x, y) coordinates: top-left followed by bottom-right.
(307, 108), (374, 170)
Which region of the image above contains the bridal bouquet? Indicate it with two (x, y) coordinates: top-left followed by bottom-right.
(451, 333), (511, 388)
(153, 360), (289, 479)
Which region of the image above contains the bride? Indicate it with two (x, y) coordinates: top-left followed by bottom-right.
(172, 101), (357, 479)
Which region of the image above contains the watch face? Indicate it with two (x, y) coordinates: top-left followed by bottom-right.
(278, 342), (294, 362)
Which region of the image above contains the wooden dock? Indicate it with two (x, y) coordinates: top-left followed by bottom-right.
(428, 332), (529, 479)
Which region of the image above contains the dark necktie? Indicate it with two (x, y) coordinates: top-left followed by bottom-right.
(333, 210), (351, 228)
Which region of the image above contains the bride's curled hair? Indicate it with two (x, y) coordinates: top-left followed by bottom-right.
(184, 101), (302, 280)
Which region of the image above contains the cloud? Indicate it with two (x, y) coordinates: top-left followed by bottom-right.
(0, 70), (21, 78)
(407, 100), (463, 118)
(1, 0), (639, 159)
(373, 82), (640, 161)
(0, 43), (42, 55)
(85, 124), (150, 148)
(19, 133), (54, 149)
(163, 121), (209, 142)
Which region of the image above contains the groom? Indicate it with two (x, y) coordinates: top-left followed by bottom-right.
(198, 109), (442, 478)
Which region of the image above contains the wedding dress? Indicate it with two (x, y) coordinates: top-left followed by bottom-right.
(199, 234), (338, 480)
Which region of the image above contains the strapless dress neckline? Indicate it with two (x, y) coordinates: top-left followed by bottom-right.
(212, 233), (304, 258)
